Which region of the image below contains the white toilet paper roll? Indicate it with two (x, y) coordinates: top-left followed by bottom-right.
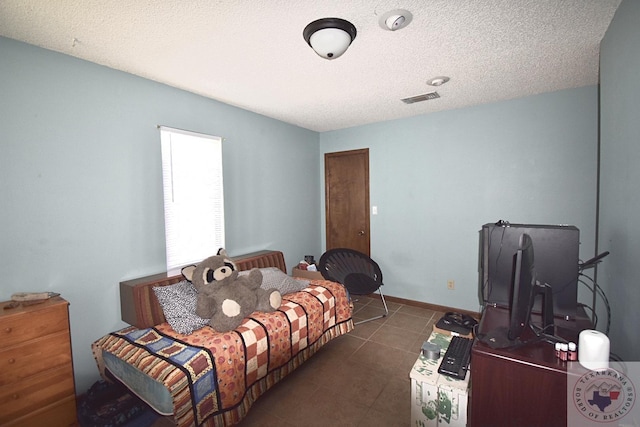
(578, 329), (610, 370)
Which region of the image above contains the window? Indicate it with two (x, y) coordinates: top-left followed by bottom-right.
(160, 126), (224, 271)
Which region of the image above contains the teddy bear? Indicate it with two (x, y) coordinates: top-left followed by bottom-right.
(181, 248), (282, 332)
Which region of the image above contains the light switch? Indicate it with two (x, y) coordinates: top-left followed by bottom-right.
(372, 206), (378, 215)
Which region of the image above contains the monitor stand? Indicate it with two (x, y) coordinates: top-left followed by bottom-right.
(529, 282), (555, 340)
(480, 326), (517, 349)
(479, 282), (556, 349)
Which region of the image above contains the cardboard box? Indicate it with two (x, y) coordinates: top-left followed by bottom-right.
(410, 332), (470, 427)
(292, 267), (324, 281)
(432, 324), (474, 339)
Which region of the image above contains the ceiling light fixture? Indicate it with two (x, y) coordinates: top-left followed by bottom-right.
(303, 18), (357, 60)
(427, 76), (450, 86)
(379, 9), (413, 31)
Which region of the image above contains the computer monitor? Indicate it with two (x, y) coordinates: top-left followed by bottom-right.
(508, 233), (554, 342)
(480, 233), (555, 348)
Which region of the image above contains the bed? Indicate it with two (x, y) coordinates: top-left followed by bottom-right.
(92, 250), (353, 426)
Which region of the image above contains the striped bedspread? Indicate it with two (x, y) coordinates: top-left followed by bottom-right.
(93, 280), (353, 426)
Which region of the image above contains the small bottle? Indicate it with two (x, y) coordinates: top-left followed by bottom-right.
(568, 342), (578, 361)
(560, 343), (568, 361)
(555, 342), (562, 359)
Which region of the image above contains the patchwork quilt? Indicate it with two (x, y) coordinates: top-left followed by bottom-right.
(93, 280), (353, 426)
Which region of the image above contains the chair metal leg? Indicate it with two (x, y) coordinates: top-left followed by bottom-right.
(354, 288), (389, 325)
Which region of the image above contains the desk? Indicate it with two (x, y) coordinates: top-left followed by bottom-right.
(469, 306), (591, 427)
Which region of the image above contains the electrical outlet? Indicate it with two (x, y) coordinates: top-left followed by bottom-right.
(447, 280), (455, 290)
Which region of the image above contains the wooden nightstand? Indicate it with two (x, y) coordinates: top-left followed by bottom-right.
(0, 297), (77, 426)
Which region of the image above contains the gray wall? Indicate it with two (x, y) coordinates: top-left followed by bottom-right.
(599, 0), (640, 361)
(0, 37), (322, 394)
(320, 87), (599, 315)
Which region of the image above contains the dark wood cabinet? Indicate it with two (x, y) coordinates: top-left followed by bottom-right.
(469, 306), (591, 427)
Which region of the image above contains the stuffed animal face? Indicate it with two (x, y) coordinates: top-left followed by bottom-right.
(182, 248), (238, 292)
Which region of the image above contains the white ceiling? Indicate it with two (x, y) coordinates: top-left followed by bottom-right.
(0, 0), (621, 132)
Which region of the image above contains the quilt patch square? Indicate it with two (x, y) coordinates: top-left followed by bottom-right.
(135, 329), (163, 345)
(195, 391), (218, 420)
(170, 346), (201, 364)
(155, 340), (186, 355)
(193, 369), (216, 402)
(185, 353), (212, 378)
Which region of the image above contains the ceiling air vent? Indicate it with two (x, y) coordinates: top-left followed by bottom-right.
(401, 91), (440, 104)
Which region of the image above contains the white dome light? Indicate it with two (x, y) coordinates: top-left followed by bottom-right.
(303, 18), (357, 60)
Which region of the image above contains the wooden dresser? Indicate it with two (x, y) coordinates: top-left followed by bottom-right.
(0, 297), (77, 426)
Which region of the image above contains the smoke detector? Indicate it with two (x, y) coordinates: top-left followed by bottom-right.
(379, 9), (413, 31)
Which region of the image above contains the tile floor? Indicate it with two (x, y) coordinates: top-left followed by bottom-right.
(154, 295), (446, 427)
(236, 295), (445, 427)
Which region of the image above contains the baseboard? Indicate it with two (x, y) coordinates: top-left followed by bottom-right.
(384, 294), (481, 319)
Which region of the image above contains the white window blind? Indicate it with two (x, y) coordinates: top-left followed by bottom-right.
(160, 126), (225, 271)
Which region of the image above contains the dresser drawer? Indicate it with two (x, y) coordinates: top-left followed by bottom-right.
(2, 394), (77, 427)
(0, 362), (75, 423)
(0, 331), (72, 386)
(0, 299), (69, 347)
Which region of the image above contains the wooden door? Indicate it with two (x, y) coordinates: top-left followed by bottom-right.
(325, 149), (370, 256)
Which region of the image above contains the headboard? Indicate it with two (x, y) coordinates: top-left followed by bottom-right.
(119, 250), (287, 329)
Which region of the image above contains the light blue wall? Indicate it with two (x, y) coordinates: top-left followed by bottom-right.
(599, 0), (640, 361)
(2, 27), (616, 395)
(0, 37), (321, 394)
(320, 87), (599, 314)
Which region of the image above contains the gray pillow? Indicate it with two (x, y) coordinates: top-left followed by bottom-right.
(153, 281), (209, 335)
(240, 267), (309, 295)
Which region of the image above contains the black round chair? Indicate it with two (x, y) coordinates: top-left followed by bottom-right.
(318, 248), (389, 324)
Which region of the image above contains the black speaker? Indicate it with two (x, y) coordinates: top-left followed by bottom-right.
(479, 223), (579, 320)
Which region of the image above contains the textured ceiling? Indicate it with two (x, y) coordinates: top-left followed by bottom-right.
(0, 0), (621, 132)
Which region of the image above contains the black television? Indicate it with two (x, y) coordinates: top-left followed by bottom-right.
(481, 233), (556, 348)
